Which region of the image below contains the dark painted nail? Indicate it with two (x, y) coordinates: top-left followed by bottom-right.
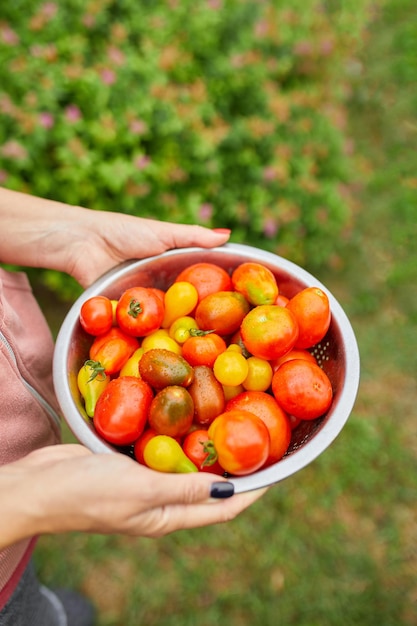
(210, 481), (235, 499)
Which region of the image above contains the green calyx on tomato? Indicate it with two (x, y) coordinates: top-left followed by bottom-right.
(189, 328), (214, 337)
(128, 298), (143, 318)
(83, 359), (106, 382)
(201, 439), (218, 467)
(77, 360), (110, 418)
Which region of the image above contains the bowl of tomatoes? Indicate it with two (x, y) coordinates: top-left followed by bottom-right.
(53, 243), (360, 493)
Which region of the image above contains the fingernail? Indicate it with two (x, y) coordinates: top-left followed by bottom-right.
(212, 228), (231, 235)
(210, 481), (235, 499)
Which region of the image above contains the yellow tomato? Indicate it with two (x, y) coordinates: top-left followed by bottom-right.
(213, 351), (249, 387)
(110, 299), (118, 325)
(242, 356), (273, 392)
(162, 281), (199, 328)
(141, 329), (182, 354)
(168, 316), (199, 345)
(119, 348), (145, 378)
(222, 384), (245, 402)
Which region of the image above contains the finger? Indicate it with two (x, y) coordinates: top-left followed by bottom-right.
(18, 444), (92, 468)
(143, 221), (231, 250)
(140, 488), (269, 537)
(134, 468), (234, 508)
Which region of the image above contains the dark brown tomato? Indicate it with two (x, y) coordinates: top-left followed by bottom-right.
(148, 386), (194, 438)
(139, 348), (194, 389)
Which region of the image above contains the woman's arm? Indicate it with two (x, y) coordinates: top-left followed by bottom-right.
(0, 444), (266, 549)
(0, 187), (230, 287)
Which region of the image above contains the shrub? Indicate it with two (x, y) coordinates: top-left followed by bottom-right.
(0, 0), (372, 298)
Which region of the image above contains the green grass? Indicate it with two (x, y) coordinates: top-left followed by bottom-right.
(33, 0), (417, 624)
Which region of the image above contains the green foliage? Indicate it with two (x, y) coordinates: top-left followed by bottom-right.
(0, 0), (373, 297)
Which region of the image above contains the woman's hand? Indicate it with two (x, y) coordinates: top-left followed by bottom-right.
(64, 211), (230, 287)
(0, 187), (230, 287)
(0, 444), (267, 549)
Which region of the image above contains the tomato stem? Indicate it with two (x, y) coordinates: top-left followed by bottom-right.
(189, 328), (214, 337)
(128, 298), (143, 318)
(84, 359), (106, 382)
(201, 440), (218, 467)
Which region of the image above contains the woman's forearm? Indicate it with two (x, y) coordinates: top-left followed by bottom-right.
(0, 187), (89, 272)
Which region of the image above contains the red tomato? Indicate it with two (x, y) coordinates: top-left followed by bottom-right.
(181, 332), (226, 368)
(286, 287), (331, 349)
(272, 359), (333, 420)
(93, 376), (153, 446)
(289, 415), (302, 430)
(226, 390), (291, 466)
(80, 296), (113, 336)
(89, 328), (140, 376)
(208, 409), (270, 476)
(116, 286), (164, 337)
(133, 428), (157, 464)
(182, 429), (225, 475)
(174, 262), (233, 302)
(240, 304), (299, 360)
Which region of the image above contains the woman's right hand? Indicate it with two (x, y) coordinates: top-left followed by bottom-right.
(0, 444), (267, 549)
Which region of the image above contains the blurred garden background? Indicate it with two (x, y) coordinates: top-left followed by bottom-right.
(1, 1), (416, 625)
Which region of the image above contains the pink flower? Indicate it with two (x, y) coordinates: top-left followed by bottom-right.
(207, 0), (222, 8)
(41, 2), (58, 18)
(198, 203), (213, 222)
(254, 20), (269, 38)
(134, 154), (150, 170)
(294, 40), (313, 57)
(99, 68), (116, 85)
(108, 46), (125, 66)
(0, 141), (28, 160)
(129, 119), (147, 135)
(39, 112), (54, 129)
(263, 166), (277, 182)
(82, 14), (95, 28)
(0, 25), (19, 45)
(320, 39), (334, 56)
(263, 217), (278, 239)
(64, 105), (82, 123)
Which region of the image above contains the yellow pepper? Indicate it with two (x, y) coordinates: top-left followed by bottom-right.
(77, 360), (110, 418)
(143, 435), (198, 473)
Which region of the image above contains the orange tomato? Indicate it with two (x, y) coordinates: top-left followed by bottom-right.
(208, 409), (270, 476)
(181, 332), (226, 368)
(270, 348), (317, 372)
(275, 294), (290, 307)
(174, 262), (233, 302)
(195, 291), (250, 336)
(89, 328), (140, 376)
(286, 287), (331, 349)
(240, 304), (299, 360)
(271, 359), (333, 420)
(226, 390), (292, 466)
(232, 262), (279, 305)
